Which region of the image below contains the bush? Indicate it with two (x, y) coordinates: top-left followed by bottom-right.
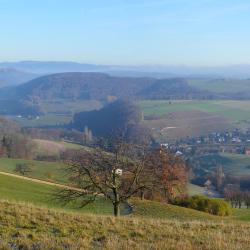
(173, 195), (231, 216)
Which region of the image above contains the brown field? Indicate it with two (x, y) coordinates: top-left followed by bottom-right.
(144, 110), (233, 141)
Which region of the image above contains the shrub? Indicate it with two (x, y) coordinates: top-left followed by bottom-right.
(173, 195), (231, 216)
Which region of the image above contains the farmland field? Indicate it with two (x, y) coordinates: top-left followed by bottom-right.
(6, 113), (72, 127)
(5, 99), (102, 127)
(140, 100), (250, 121)
(139, 100), (250, 140)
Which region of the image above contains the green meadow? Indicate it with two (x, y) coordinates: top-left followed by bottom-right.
(139, 100), (250, 122)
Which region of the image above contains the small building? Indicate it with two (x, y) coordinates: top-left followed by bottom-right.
(204, 179), (212, 189)
(175, 151), (183, 157)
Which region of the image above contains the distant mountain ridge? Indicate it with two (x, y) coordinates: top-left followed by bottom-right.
(0, 68), (38, 87)
(2, 61), (250, 78)
(1, 72), (212, 101)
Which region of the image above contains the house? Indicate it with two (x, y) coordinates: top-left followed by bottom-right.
(204, 179), (212, 188)
(175, 151), (183, 157)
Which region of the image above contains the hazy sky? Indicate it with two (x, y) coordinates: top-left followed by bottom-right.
(1, 0), (250, 65)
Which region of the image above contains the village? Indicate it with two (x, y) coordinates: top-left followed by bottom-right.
(162, 128), (250, 157)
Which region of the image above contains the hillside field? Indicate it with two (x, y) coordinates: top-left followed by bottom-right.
(1, 200), (250, 249)
(1, 169), (250, 249)
(0, 158), (67, 183)
(140, 100), (250, 139)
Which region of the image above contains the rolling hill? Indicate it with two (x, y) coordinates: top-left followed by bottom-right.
(3, 72), (154, 100)
(3, 61), (250, 78)
(0, 72), (213, 102)
(137, 78), (213, 99)
(0, 68), (38, 87)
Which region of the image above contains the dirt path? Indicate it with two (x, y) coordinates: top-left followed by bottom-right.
(0, 171), (84, 192)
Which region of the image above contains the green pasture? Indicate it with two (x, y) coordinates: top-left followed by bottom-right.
(0, 158), (67, 183)
(139, 100), (250, 122)
(0, 173), (116, 215)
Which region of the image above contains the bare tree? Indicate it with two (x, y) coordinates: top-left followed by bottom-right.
(56, 139), (151, 216)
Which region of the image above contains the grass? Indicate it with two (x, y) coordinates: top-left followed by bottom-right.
(2, 172), (250, 249)
(0, 140), (91, 184)
(1, 200), (250, 249)
(33, 139), (87, 159)
(0, 157), (67, 183)
(139, 100), (250, 121)
(187, 183), (205, 196)
(131, 199), (217, 221)
(14, 113), (72, 127)
(232, 208), (250, 221)
(196, 153), (250, 177)
(219, 153), (250, 176)
(0, 173), (116, 215)
(139, 100), (250, 139)
(5, 99), (102, 128)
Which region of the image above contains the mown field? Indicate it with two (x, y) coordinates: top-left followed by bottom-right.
(140, 100), (250, 140)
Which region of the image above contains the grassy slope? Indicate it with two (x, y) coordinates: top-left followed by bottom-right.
(1, 172), (250, 249)
(0, 173), (114, 215)
(1, 200), (250, 250)
(1, 171), (250, 222)
(187, 183), (206, 196)
(131, 199), (216, 221)
(0, 140), (88, 183)
(0, 158), (67, 183)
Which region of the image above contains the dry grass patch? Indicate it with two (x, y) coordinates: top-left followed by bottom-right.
(0, 200), (250, 249)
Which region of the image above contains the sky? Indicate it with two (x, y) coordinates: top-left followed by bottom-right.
(0, 0), (250, 65)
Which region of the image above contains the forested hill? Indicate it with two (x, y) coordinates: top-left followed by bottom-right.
(137, 78), (213, 99)
(72, 100), (151, 143)
(0, 72), (214, 101)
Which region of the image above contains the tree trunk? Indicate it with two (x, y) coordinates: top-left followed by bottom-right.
(113, 202), (120, 217)
(140, 190), (145, 200)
